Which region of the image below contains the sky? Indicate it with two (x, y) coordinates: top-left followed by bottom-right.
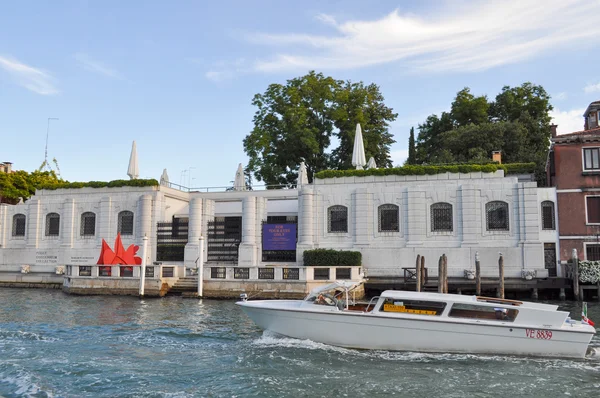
(1, 0), (600, 188)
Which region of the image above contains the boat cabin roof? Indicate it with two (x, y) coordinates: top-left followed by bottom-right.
(380, 290), (558, 311)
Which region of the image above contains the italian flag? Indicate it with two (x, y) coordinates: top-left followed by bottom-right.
(582, 302), (595, 327)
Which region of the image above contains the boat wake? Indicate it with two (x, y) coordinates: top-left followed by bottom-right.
(253, 331), (600, 366)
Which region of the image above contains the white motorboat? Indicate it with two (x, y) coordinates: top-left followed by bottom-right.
(237, 282), (596, 358)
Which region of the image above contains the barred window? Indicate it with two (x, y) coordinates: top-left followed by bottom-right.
(45, 213), (60, 236)
(486, 201), (509, 231)
(541, 201), (555, 230)
(12, 214), (26, 237)
(118, 211), (134, 235)
(328, 205), (348, 233)
(80, 212), (96, 236)
(431, 203), (453, 232)
(378, 204), (399, 232)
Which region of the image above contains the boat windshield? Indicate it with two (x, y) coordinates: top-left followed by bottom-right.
(305, 284), (358, 310)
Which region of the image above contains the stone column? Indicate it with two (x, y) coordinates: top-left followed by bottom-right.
(255, 197), (267, 262)
(137, 194), (153, 268)
(26, 199), (41, 248)
(406, 189), (426, 247)
(137, 194), (153, 244)
(238, 196), (257, 266)
(61, 198), (75, 248)
(460, 185), (480, 247)
(0, 204), (6, 248)
(297, 187), (315, 264)
(184, 197), (203, 269)
(99, 197), (112, 245)
(353, 188), (371, 246)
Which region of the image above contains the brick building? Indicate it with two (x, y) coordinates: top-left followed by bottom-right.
(548, 100), (600, 263)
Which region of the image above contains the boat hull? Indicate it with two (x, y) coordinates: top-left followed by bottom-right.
(237, 301), (594, 358)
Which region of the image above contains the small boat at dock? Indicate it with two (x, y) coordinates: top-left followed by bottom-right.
(237, 282), (596, 358)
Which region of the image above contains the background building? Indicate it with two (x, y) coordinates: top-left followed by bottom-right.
(548, 100), (600, 263)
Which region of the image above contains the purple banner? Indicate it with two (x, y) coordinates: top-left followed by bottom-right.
(262, 224), (297, 251)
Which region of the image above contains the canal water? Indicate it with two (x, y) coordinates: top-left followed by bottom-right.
(0, 289), (599, 398)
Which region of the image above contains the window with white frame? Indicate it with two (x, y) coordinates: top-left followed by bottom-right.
(378, 204), (399, 232)
(328, 205), (348, 233)
(586, 196), (600, 224)
(586, 243), (600, 261)
(12, 214), (26, 237)
(583, 147), (600, 171)
(486, 201), (509, 231)
(45, 213), (60, 236)
(431, 202), (453, 232)
(540, 201), (555, 230)
(80, 212), (96, 236)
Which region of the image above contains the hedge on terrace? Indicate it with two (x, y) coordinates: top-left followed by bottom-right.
(303, 249), (362, 267)
(314, 163), (536, 179)
(38, 179), (159, 190)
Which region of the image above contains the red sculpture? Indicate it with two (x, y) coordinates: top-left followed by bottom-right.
(96, 233), (142, 265)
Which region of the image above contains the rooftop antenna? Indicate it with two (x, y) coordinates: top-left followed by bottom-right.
(43, 118), (59, 171)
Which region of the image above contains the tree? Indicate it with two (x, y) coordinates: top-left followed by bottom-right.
(414, 83), (553, 185)
(0, 170), (61, 204)
(243, 71), (338, 187)
(330, 81), (397, 169)
(407, 127), (416, 165)
(244, 72), (397, 186)
(450, 88), (489, 127)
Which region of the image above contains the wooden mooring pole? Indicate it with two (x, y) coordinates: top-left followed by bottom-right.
(438, 256), (444, 294)
(475, 251), (481, 296)
(498, 253), (505, 299)
(443, 254), (448, 294)
(572, 249), (580, 301)
(415, 254), (422, 292)
(420, 255), (426, 289)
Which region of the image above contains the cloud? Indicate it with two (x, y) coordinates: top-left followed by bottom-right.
(551, 107), (585, 135)
(0, 55), (58, 95)
(584, 82), (600, 93)
(203, 58), (247, 82)
(243, 0), (600, 74)
(553, 92), (567, 100)
(74, 53), (122, 79)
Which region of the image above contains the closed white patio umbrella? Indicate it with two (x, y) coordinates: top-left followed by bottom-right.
(366, 157), (377, 169)
(127, 141), (139, 180)
(351, 124), (367, 170)
(234, 163), (246, 191)
(298, 161), (309, 188)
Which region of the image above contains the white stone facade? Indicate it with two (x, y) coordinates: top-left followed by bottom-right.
(0, 186), (189, 273)
(296, 171), (559, 279)
(0, 171), (559, 281)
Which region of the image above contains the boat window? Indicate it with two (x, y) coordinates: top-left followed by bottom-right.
(379, 298), (445, 316)
(449, 303), (518, 322)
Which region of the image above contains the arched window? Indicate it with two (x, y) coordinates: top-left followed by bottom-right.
(486, 201), (509, 231)
(45, 213), (60, 236)
(80, 212), (96, 237)
(328, 205), (348, 233)
(118, 211), (134, 235)
(12, 214), (26, 237)
(431, 203), (453, 232)
(541, 201), (555, 230)
(378, 204), (399, 232)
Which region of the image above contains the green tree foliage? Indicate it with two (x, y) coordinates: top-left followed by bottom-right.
(415, 83), (553, 184)
(330, 81), (397, 169)
(0, 170), (61, 204)
(244, 71), (397, 187)
(407, 127), (416, 165)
